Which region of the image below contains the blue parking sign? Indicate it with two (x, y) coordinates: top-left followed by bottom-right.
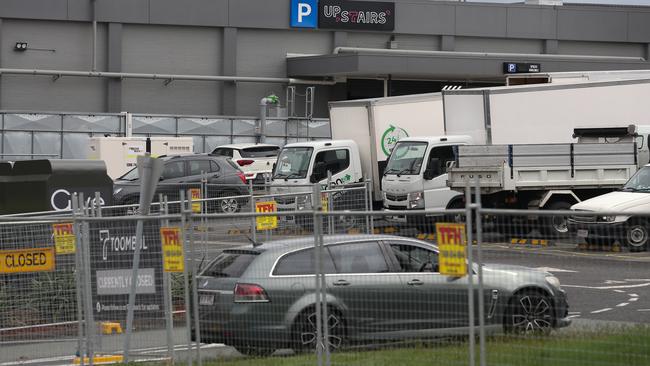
(507, 63), (517, 73)
(291, 0), (318, 28)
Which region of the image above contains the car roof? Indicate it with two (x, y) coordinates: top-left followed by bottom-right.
(229, 234), (431, 256)
(216, 143), (280, 149)
(159, 154), (227, 161)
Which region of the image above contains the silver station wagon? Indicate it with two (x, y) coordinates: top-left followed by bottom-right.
(196, 235), (570, 355)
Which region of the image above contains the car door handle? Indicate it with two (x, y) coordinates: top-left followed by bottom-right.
(332, 280), (350, 286)
(407, 279), (424, 286)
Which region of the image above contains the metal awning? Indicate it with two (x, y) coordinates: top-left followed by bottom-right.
(286, 48), (650, 81)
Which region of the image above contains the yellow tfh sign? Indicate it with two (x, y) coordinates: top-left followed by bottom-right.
(435, 223), (467, 277)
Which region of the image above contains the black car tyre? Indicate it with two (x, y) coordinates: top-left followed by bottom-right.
(217, 192), (241, 214)
(292, 307), (346, 353)
(505, 290), (553, 335)
(624, 221), (649, 252)
(542, 201), (572, 239)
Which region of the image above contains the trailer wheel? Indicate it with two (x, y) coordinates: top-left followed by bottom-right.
(543, 201), (572, 239)
(624, 220), (649, 252)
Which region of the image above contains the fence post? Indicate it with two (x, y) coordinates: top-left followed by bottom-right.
(179, 190), (193, 366)
(78, 193), (96, 366)
(464, 180), (476, 366)
(187, 189), (202, 366)
(161, 194), (175, 363)
(364, 179), (370, 234)
(367, 179), (374, 234)
(326, 171), (332, 235)
(249, 180), (257, 244)
(312, 183), (330, 366)
(72, 194), (85, 366)
(474, 178), (486, 366)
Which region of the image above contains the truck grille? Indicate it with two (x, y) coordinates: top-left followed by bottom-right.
(385, 193), (408, 202)
(570, 211), (597, 223)
(275, 197), (296, 205)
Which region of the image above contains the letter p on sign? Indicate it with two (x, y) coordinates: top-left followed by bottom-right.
(291, 0), (318, 28)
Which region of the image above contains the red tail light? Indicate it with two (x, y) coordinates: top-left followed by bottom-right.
(237, 159), (254, 166)
(234, 283), (269, 303)
(236, 171), (247, 184)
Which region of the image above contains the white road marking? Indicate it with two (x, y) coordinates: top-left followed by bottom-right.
(568, 311), (581, 315)
(614, 289), (626, 293)
(625, 279), (650, 282)
(630, 293), (639, 297)
(591, 308), (613, 314)
(604, 280), (627, 284)
(535, 267), (578, 273)
(562, 282), (650, 290)
(638, 309), (650, 312)
(567, 315), (581, 319)
(630, 298), (639, 302)
(616, 302), (629, 307)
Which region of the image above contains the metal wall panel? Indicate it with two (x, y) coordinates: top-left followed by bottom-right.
(63, 115), (122, 133)
(177, 118), (231, 135)
(506, 7), (556, 39)
(121, 79), (221, 115)
(228, 0), (289, 29)
(0, 76), (107, 112)
(455, 5), (508, 38)
(132, 116), (176, 134)
(0, 0), (67, 20)
(556, 41), (645, 58)
(232, 119), (257, 135)
(150, 0), (229, 27)
(96, 0), (150, 23)
(2, 131), (31, 160)
(455, 37), (543, 54)
(33, 132), (61, 158)
(62, 133), (91, 159)
(628, 12), (650, 43)
(557, 9), (628, 42)
(4, 114), (60, 131)
(393, 2), (454, 35)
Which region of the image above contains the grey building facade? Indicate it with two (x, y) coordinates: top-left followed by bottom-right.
(0, 0), (649, 119)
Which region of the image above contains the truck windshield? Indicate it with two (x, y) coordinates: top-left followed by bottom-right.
(622, 166), (650, 192)
(273, 147), (313, 179)
(384, 142), (427, 176)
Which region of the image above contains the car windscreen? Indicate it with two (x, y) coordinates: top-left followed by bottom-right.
(240, 146), (280, 158)
(273, 147), (313, 179)
(118, 166), (139, 181)
(622, 166), (650, 192)
(200, 251), (259, 278)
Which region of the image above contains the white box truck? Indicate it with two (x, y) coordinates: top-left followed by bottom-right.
(88, 136), (194, 179)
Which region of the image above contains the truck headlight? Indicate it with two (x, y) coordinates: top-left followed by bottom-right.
(408, 191), (425, 209)
(297, 195), (311, 209)
(113, 187), (123, 195)
(545, 275), (561, 289)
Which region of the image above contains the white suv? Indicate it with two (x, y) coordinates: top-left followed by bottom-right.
(211, 143), (280, 184)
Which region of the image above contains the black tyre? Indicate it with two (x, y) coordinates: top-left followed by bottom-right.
(291, 307), (346, 353)
(624, 221), (650, 252)
(505, 290), (554, 335)
(542, 201), (572, 239)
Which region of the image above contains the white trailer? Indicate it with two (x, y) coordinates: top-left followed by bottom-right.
(329, 93), (445, 201)
(443, 78), (650, 145)
(88, 136), (194, 179)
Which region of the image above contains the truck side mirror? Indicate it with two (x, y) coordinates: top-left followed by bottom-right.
(310, 161), (327, 183)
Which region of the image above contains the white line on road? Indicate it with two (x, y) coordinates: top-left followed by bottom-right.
(614, 289), (626, 293)
(567, 315), (581, 319)
(563, 282), (650, 290)
(629, 298), (639, 302)
(535, 267), (578, 273)
(638, 309), (650, 312)
(616, 303), (629, 307)
(568, 311), (581, 315)
(591, 308), (613, 314)
(630, 293), (639, 297)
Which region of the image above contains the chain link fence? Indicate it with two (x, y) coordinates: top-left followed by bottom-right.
(1, 181), (649, 366)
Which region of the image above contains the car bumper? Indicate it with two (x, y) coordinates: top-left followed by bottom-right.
(554, 289), (571, 328)
(567, 220), (626, 240)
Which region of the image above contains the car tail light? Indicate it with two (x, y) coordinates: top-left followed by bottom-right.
(237, 159), (254, 166)
(234, 283), (269, 303)
(236, 171), (247, 184)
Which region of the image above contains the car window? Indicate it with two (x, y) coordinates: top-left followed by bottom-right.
(211, 148), (233, 158)
(201, 251), (258, 278)
(313, 149), (350, 176)
(328, 242), (389, 274)
(273, 248), (336, 275)
(210, 161), (220, 173)
(240, 146), (280, 158)
(426, 146), (455, 176)
(389, 243), (439, 273)
(189, 160), (211, 175)
(162, 161), (185, 179)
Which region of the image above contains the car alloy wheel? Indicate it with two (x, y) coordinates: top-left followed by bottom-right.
(510, 292), (553, 335)
(294, 310), (345, 352)
(220, 198), (239, 213)
(626, 223), (649, 252)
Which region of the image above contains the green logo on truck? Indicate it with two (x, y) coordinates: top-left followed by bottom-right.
(381, 125), (409, 157)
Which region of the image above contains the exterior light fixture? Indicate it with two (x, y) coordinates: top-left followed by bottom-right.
(14, 42), (28, 51)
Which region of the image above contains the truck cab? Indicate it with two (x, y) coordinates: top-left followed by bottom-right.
(382, 136), (473, 225)
(270, 140), (363, 210)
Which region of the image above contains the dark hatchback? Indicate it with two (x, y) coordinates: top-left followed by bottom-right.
(196, 234), (570, 355)
(113, 154), (249, 213)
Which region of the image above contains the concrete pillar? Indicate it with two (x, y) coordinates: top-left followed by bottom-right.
(441, 35), (455, 52)
(221, 27), (237, 115)
(544, 39), (558, 54)
(107, 23), (122, 113)
(333, 31), (347, 48)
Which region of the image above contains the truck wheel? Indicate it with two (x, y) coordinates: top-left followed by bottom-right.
(624, 221), (649, 252)
(543, 201), (572, 239)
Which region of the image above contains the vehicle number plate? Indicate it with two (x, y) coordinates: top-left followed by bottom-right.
(577, 229), (588, 238)
(199, 294), (214, 306)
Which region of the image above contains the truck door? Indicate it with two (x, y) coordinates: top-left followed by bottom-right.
(423, 145), (462, 209)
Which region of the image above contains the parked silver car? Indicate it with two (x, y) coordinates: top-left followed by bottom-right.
(196, 235), (570, 355)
